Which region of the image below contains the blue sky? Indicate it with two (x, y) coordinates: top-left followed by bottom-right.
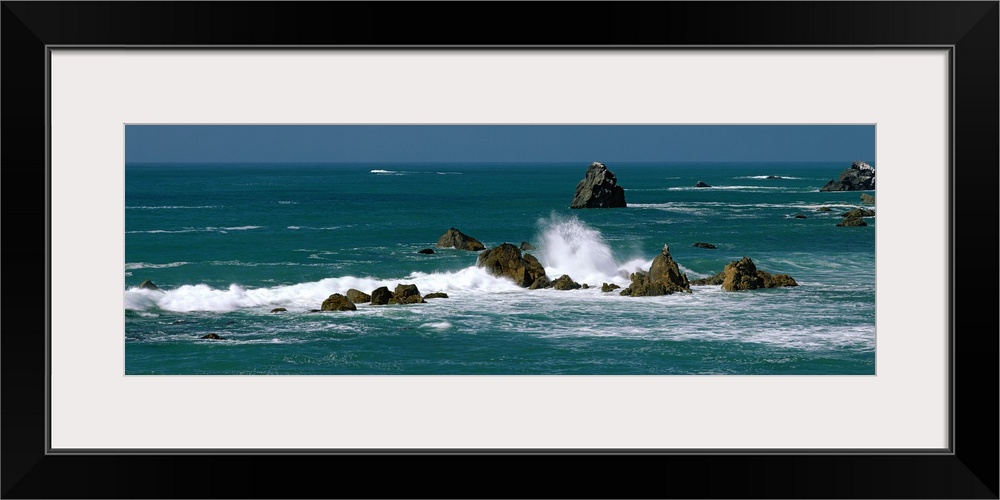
(125, 125), (875, 164)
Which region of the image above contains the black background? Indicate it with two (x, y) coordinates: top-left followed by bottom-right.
(3, 2), (997, 498)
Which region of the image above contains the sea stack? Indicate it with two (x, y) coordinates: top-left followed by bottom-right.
(619, 245), (691, 297)
(819, 161), (875, 191)
(570, 162), (627, 209)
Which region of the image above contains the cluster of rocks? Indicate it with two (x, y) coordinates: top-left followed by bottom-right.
(837, 207), (875, 227)
(689, 257), (798, 291)
(820, 161), (875, 191)
(320, 283), (449, 312)
(570, 162), (627, 209)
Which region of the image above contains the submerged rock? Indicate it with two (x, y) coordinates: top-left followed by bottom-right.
(370, 286), (392, 305)
(721, 257), (798, 291)
(321, 293), (357, 311)
(860, 193), (876, 205)
(138, 280), (159, 291)
(692, 242), (717, 249)
(423, 292), (449, 299)
(270, 308), (287, 313)
(793, 214), (807, 219)
(346, 289), (371, 304)
(620, 245), (691, 297)
(694, 180), (712, 188)
(836, 217), (868, 227)
(200, 333), (226, 340)
(817, 207), (833, 212)
(570, 162), (627, 208)
(841, 208), (875, 218)
(436, 228), (485, 251)
(477, 243), (548, 288)
(551, 275), (582, 290)
(766, 175), (783, 179)
(819, 161), (875, 191)
(418, 248), (435, 254)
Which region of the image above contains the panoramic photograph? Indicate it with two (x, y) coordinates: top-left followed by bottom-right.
(125, 125), (876, 375)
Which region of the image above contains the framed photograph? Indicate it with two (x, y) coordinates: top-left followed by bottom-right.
(4, 2), (996, 498)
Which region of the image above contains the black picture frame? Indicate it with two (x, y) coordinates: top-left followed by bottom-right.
(3, 2), (997, 498)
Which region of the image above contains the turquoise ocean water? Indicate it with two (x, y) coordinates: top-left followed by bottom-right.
(125, 162), (875, 375)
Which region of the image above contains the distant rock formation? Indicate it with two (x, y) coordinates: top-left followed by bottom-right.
(418, 248), (435, 254)
(436, 228), (485, 251)
(694, 181), (712, 188)
(477, 243), (549, 288)
(551, 275), (582, 290)
(819, 161), (875, 191)
(692, 242), (717, 249)
(346, 289), (371, 304)
(721, 257), (798, 291)
(321, 293), (357, 311)
(620, 245), (691, 297)
(138, 280), (159, 290)
(570, 162), (627, 208)
(860, 193), (875, 205)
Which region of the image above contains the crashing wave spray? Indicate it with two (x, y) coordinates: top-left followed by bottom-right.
(535, 214), (636, 285)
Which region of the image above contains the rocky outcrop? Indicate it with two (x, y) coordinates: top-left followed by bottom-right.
(321, 293), (357, 311)
(418, 248), (435, 254)
(528, 275), (551, 290)
(819, 161), (875, 191)
(436, 228), (485, 251)
(519, 241), (535, 251)
(200, 333), (226, 340)
(477, 243), (549, 288)
(721, 257), (798, 291)
(270, 308), (287, 313)
(388, 284), (425, 305)
(692, 242), (717, 249)
(837, 217), (868, 227)
(570, 162), (627, 208)
(138, 280), (159, 290)
(601, 283), (621, 292)
(423, 292), (449, 299)
(619, 245), (691, 297)
(551, 275), (581, 290)
(841, 208), (875, 218)
(860, 193), (875, 205)
(694, 181), (712, 188)
(346, 289), (371, 304)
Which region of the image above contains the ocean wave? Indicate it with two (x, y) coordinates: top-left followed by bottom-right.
(125, 205), (222, 210)
(666, 185), (791, 191)
(127, 226), (262, 234)
(125, 261), (190, 270)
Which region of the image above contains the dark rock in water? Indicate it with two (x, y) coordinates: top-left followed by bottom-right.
(836, 217), (868, 227)
(766, 175), (783, 179)
(721, 257), (798, 291)
(370, 286), (392, 305)
(418, 248), (435, 254)
(694, 180), (712, 188)
(551, 274), (582, 290)
(138, 280), (159, 291)
(477, 243), (549, 288)
(321, 293), (357, 311)
(758, 271), (799, 288)
(270, 308), (287, 313)
(308, 309), (321, 313)
(620, 245), (691, 296)
(690, 272), (725, 286)
(519, 241), (535, 251)
(346, 288), (371, 304)
(388, 284), (425, 305)
(841, 208), (875, 218)
(424, 292), (449, 299)
(581, 284), (590, 289)
(817, 207), (833, 212)
(692, 242), (717, 249)
(569, 162), (627, 209)
(528, 275), (551, 290)
(601, 283), (621, 292)
(860, 193), (876, 205)
(436, 228), (485, 251)
(819, 161), (875, 191)
(200, 333), (225, 340)
(794, 214), (807, 219)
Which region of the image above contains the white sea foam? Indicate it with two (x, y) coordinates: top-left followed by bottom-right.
(125, 205), (221, 210)
(534, 214), (642, 285)
(125, 261), (190, 270)
(421, 322), (453, 330)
